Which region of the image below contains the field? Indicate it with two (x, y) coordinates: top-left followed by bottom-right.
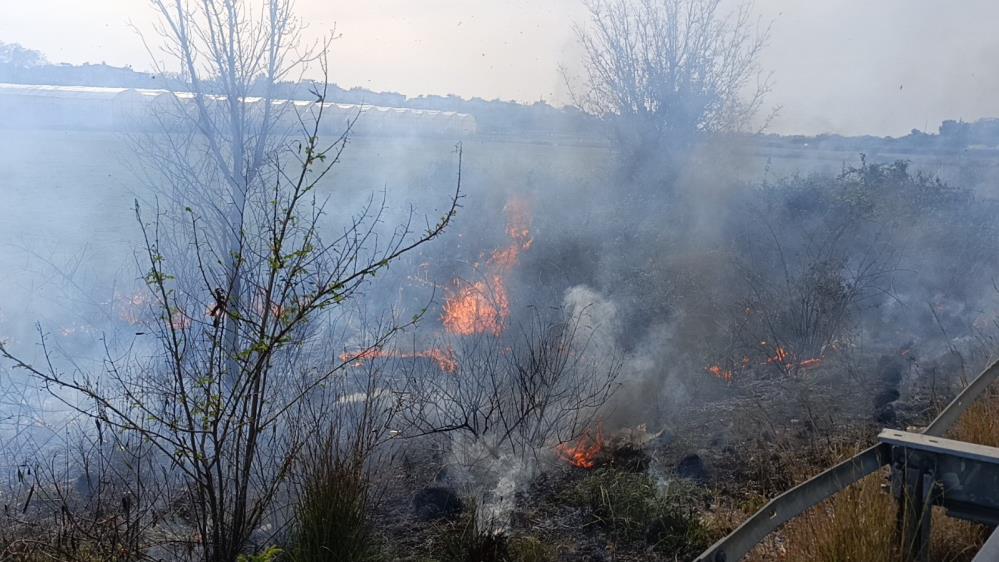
(4, 125), (999, 561)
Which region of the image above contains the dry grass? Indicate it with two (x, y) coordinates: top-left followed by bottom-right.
(745, 472), (898, 562)
(740, 382), (999, 562)
(950, 384), (999, 447)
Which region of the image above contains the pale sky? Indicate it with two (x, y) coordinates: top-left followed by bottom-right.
(2, 0), (998, 136)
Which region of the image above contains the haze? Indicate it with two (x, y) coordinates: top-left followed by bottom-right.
(3, 0), (999, 136)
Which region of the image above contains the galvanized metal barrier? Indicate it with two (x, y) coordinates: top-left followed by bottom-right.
(694, 358), (999, 562)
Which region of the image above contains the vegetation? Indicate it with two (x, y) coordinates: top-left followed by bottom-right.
(5, 1), (999, 561)
(565, 468), (711, 557)
(571, 0), (773, 154)
(740, 379), (999, 562)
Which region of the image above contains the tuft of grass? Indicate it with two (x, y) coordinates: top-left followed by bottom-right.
(564, 467), (711, 558)
(928, 508), (987, 562)
(507, 536), (556, 562)
(289, 444), (382, 562)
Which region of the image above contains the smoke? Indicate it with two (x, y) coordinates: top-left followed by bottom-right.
(3, 7), (999, 553)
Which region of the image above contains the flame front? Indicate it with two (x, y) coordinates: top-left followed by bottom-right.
(556, 425), (604, 469)
(441, 197), (531, 337)
(441, 277), (509, 336)
(706, 365), (733, 382)
(340, 346), (458, 374)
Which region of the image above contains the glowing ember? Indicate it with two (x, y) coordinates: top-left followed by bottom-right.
(797, 357), (823, 369)
(767, 346), (790, 366)
(556, 425), (605, 469)
(340, 346), (458, 374)
(706, 365), (733, 382)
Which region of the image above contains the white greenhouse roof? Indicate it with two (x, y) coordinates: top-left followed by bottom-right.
(0, 83), (472, 120)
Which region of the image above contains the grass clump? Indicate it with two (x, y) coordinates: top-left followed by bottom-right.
(289, 441), (382, 562)
(565, 468), (711, 558)
(411, 501), (556, 562)
(507, 536), (556, 562)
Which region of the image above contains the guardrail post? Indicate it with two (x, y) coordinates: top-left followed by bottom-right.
(893, 446), (936, 562)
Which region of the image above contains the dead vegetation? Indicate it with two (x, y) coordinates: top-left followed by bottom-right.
(731, 380), (999, 562)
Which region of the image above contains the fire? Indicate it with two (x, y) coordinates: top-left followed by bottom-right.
(706, 365), (733, 382)
(169, 310), (192, 331)
(797, 357), (823, 369)
(117, 292), (149, 325)
(441, 276), (509, 336)
(340, 346), (458, 374)
(705, 345), (825, 381)
(767, 346), (790, 366)
(556, 425), (605, 469)
(766, 345), (823, 371)
(441, 196), (531, 337)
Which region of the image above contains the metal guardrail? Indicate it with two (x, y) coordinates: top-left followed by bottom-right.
(925, 360), (999, 437)
(694, 358), (999, 562)
(973, 520), (999, 561)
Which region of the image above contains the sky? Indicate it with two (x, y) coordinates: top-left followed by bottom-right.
(2, 0), (998, 137)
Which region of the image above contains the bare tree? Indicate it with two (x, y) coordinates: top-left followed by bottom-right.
(569, 0), (773, 153)
(403, 308), (619, 461)
(1, 1), (462, 561)
(395, 305), (620, 531)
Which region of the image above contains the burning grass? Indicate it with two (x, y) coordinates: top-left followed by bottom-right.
(340, 346), (459, 374)
(555, 425), (605, 469)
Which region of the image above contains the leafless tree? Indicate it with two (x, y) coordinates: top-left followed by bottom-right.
(399, 305), (620, 466)
(1, 1), (462, 560)
(569, 0), (773, 152)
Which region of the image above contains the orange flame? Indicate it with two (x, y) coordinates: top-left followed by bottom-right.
(556, 425), (605, 469)
(797, 357), (823, 370)
(442, 197), (531, 337)
(340, 346), (458, 374)
(441, 276), (509, 336)
(706, 365), (734, 382)
(117, 292), (149, 325)
(767, 346), (790, 366)
(706, 345), (825, 381)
